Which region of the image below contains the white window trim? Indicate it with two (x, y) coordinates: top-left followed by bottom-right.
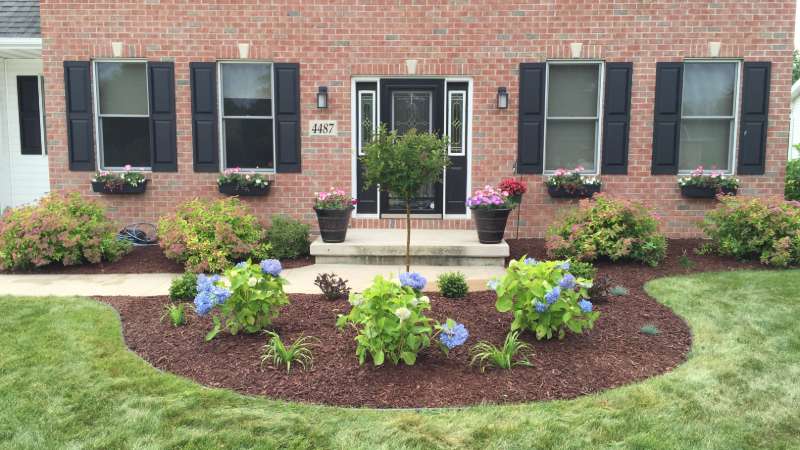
(447, 89), (466, 156)
(216, 60), (277, 173)
(92, 59), (151, 171)
(677, 59), (742, 176)
(542, 60), (605, 175)
(357, 90), (376, 156)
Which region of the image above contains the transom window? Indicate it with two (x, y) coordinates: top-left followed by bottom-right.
(543, 62), (603, 173)
(219, 62), (274, 170)
(678, 61), (740, 173)
(94, 61), (151, 169)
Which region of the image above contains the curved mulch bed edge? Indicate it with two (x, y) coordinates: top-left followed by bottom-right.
(95, 241), (764, 408)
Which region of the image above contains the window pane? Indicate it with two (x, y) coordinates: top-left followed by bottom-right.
(449, 92), (464, 154)
(222, 64), (271, 116)
(101, 117), (151, 167)
(682, 63), (736, 117)
(545, 119), (596, 171)
(678, 119), (732, 171)
(359, 92), (374, 149)
(547, 65), (599, 117)
(224, 118), (274, 168)
(97, 62), (148, 115)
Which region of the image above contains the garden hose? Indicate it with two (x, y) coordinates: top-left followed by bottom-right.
(118, 223), (158, 246)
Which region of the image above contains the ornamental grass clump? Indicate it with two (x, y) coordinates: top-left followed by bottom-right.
(546, 194), (667, 267)
(336, 273), (467, 365)
(195, 259), (289, 341)
(699, 196), (800, 267)
(158, 198), (271, 273)
(260, 331), (315, 374)
(469, 331), (533, 372)
(491, 258), (600, 340)
(0, 193), (131, 270)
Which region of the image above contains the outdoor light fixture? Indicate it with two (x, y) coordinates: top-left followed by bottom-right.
(497, 87), (509, 109)
(317, 86), (328, 109)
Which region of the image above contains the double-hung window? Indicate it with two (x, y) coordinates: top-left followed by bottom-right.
(544, 62), (603, 173)
(94, 61), (151, 169)
(219, 62), (274, 170)
(678, 61), (740, 173)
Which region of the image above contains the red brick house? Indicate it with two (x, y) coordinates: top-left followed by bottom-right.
(32, 0), (794, 237)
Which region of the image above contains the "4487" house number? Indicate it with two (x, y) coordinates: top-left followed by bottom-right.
(309, 120), (337, 136)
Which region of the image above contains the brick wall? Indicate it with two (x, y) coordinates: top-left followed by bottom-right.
(40, 0), (794, 238)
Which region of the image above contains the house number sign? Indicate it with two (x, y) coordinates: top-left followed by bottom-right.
(309, 120), (337, 136)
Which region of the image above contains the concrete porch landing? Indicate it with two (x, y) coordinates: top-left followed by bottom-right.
(310, 229), (509, 266)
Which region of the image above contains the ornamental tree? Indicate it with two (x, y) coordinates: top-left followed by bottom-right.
(360, 125), (450, 271)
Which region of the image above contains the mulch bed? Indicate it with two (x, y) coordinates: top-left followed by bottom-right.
(96, 239), (762, 409)
(1, 246), (314, 274)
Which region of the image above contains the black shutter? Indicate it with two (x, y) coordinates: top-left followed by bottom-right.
(517, 63), (545, 174)
(148, 62), (177, 172)
(738, 62), (771, 175)
(190, 62), (219, 172)
(602, 63), (633, 174)
(63, 61), (94, 171)
(274, 63), (301, 173)
(651, 62), (683, 175)
(17, 76), (42, 155)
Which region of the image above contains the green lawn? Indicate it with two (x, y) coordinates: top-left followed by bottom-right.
(1, 270), (799, 450)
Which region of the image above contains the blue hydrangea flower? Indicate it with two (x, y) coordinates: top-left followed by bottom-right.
(524, 257), (539, 265)
(487, 279), (499, 291)
(260, 259), (282, 277)
(196, 274), (221, 293)
(578, 299), (593, 313)
(438, 322), (469, 350)
(545, 286), (561, 305)
(560, 261), (571, 271)
(211, 285), (232, 304)
(399, 272), (427, 291)
(193, 290), (215, 316)
(559, 273), (576, 289)
(534, 301), (548, 313)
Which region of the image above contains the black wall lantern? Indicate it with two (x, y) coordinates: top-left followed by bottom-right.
(317, 86), (328, 109)
(497, 87), (508, 109)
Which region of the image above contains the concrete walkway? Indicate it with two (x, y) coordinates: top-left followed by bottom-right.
(0, 264), (506, 297)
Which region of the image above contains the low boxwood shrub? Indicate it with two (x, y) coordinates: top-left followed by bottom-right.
(169, 272), (197, 301)
(546, 195), (667, 267)
(699, 196), (800, 267)
(491, 258), (600, 340)
(267, 215), (310, 260)
(195, 259), (289, 341)
(437, 271), (469, 298)
(786, 158), (800, 201)
(0, 193), (130, 270)
(158, 198), (271, 273)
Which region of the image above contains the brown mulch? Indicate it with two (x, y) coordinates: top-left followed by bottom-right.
(95, 239), (761, 409)
(1, 246), (314, 274)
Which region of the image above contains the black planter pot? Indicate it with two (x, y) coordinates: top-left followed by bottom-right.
(315, 207), (354, 243)
(91, 180), (147, 194)
(680, 185), (737, 198)
(472, 208), (512, 244)
(547, 184), (601, 199)
(218, 182), (270, 196)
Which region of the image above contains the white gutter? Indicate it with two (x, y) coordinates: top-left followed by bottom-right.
(0, 37), (42, 50)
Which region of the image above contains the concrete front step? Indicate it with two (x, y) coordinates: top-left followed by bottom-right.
(310, 229), (509, 266)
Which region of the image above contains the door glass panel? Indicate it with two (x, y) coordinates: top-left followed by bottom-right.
(449, 91), (465, 155)
(359, 92), (375, 152)
(392, 92), (432, 134)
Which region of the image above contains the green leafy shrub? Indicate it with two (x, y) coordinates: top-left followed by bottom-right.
(437, 272), (469, 298)
(699, 196), (800, 267)
(492, 258), (600, 340)
(158, 198), (271, 273)
(609, 285), (629, 296)
(336, 275), (435, 366)
(546, 194), (667, 267)
(640, 324), (660, 336)
(161, 303), (186, 327)
(0, 193), (130, 270)
(195, 259), (289, 341)
(260, 331), (315, 373)
(266, 215), (310, 260)
(567, 260), (597, 279)
(169, 272), (197, 301)
(786, 158), (800, 201)
(469, 331), (533, 372)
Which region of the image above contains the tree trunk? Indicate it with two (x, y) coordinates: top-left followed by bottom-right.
(405, 199), (411, 272)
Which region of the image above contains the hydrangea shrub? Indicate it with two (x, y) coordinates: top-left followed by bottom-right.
(546, 194), (667, 267)
(194, 259), (289, 340)
(0, 193), (131, 270)
(700, 196), (800, 267)
(492, 258), (600, 340)
(158, 198), (271, 273)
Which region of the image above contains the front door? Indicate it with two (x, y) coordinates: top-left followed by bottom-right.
(354, 78), (468, 217)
